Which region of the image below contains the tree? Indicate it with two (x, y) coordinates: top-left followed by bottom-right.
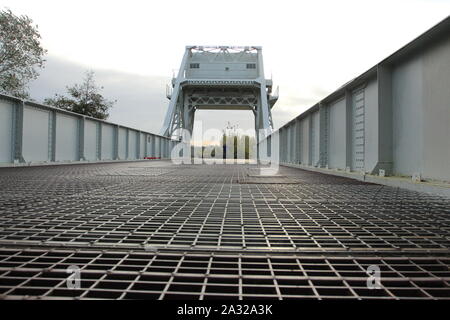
(0, 8), (46, 98)
(45, 70), (116, 120)
(221, 132), (255, 159)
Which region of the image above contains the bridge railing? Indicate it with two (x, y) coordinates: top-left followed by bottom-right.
(0, 93), (174, 166)
(259, 17), (450, 183)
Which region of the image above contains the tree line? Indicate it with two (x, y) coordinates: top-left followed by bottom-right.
(0, 8), (114, 119)
(195, 133), (256, 160)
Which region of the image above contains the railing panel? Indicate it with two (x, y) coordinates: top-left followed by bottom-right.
(328, 98), (346, 169)
(23, 105), (51, 162)
(0, 99), (13, 163)
(101, 124), (115, 160)
(55, 113), (78, 161)
(84, 119), (98, 160)
(128, 130), (137, 159)
(118, 127), (127, 159)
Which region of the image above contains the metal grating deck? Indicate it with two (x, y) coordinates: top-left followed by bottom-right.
(0, 161), (449, 300)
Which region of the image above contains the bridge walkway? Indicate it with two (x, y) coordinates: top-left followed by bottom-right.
(0, 161), (449, 299)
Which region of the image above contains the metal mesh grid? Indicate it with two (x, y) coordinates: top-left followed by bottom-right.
(0, 161), (449, 299)
(0, 248), (449, 300)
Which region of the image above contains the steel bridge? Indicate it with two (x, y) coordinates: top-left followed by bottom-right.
(0, 17), (449, 300)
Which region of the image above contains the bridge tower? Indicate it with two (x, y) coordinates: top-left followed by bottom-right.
(160, 46), (278, 140)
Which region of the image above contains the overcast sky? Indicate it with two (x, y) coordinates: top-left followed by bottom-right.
(2, 0), (449, 138)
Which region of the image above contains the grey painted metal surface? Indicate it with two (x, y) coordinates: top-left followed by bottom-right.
(328, 97), (346, 169)
(84, 120), (97, 160)
(55, 113), (78, 161)
(23, 105), (50, 162)
(0, 99), (13, 163)
(101, 124), (115, 160)
(0, 94), (173, 166)
(264, 17), (450, 183)
(352, 88), (365, 171)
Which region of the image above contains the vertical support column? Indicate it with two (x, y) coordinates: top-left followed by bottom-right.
(156, 136), (160, 158)
(114, 125), (119, 160)
(295, 118), (302, 163)
(297, 121), (302, 164)
(319, 103), (329, 168)
(256, 47), (272, 132)
(279, 128), (283, 162)
(286, 125), (291, 163)
(170, 140), (174, 160)
(289, 124), (296, 163)
(78, 117), (85, 161)
(345, 90), (353, 171)
(125, 129), (129, 159)
(12, 100), (25, 163)
(136, 132), (140, 159)
(151, 135), (155, 157)
(308, 114), (313, 166)
(167, 139), (170, 159)
(144, 134), (148, 158)
(97, 122), (102, 160)
(374, 64), (393, 175)
(165, 139), (169, 159)
(49, 110), (57, 162)
(284, 129), (287, 163)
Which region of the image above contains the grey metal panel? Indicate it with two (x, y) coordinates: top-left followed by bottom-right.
(118, 128), (127, 159)
(392, 58), (423, 175)
(128, 130), (137, 159)
(301, 118), (309, 164)
(151, 135), (156, 157)
(295, 119), (301, 163)
(286, 125), (291, 162)
(312, 111), (320, 166)
(164, 139), (168, 158)
(363, 80), (379, 172)
(146, 134), (155, 157)
(328, 98), (346, 169)
(55, 114), (78, 161)
(293, 121), (299, 163)
(140, 133), (145, 158)
(291, 125), (296, 163)
(422, 36), (450, 181)
(162, 139), (167, 158)
(84, 120), (98, 161)
(309, 117), (314, 165)
(101, 124), (115, 160)
(23, 106), (50, 162)
(155, 136), (160, 157)
(352, 88), (365, 171)
(0, 99), (13, 163)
